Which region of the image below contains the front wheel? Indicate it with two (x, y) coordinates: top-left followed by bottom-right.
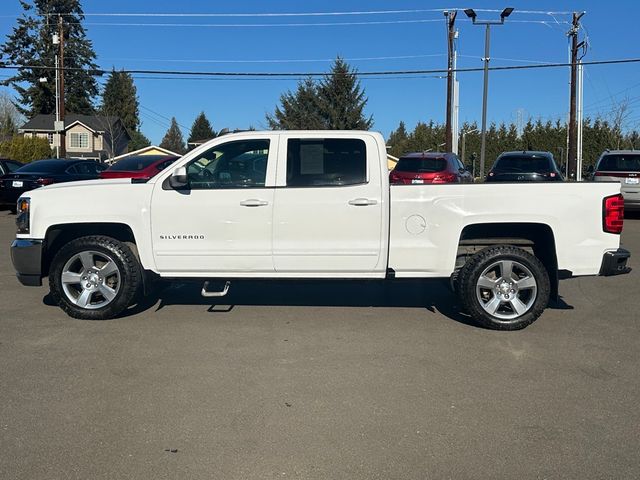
(49, 235), (142, 320)
(457, 246), (550, 330)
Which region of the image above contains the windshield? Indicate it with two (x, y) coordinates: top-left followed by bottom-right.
(395, 157), (447, 173)
(493, 155), (551, 173)
(14, 159), (68, 173)
(598, 154), (640, 172)
(109, 156), (166, 171)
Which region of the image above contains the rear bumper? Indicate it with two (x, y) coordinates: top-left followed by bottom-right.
(599, 248), (631, 276)
(10, 239), (43, 286)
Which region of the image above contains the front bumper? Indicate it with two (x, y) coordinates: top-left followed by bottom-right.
(599, 248), (631, 276)
(10, 239), (43, 286)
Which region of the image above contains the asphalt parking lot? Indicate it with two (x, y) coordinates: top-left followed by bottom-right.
(1, 209), (639, 480)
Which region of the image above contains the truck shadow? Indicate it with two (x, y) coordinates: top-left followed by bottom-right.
(117, 279), (573, 329)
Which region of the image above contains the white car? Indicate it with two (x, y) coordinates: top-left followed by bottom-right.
(11, 131), (630, 330)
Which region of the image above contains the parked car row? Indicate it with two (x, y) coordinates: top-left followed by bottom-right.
(389, 150), (565, 185)
(0, 155), (179, 212)
(389, 148), (639, 211)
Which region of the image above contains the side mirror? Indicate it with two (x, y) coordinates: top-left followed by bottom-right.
(169, 166), (189, 189)
(587, 165), (594, 173)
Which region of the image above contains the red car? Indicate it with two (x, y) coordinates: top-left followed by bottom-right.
(100, 155), (179, 181)
(389, 152), (473, 184)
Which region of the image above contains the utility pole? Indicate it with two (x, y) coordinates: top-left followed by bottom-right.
(576, 59), (584, 180)
(444, 10), (457, 152)
(58, 15), (66, 158)
(567, 11), (585, 181)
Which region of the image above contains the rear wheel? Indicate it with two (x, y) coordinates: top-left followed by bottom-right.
(457, 245), (550, 330)
(49, 235), (141, 320)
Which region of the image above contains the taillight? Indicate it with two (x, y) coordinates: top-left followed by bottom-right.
(432, 173), (458, 184)
(603, 194), (624, 234)
(36, 177), (54, 186)
(389, 171), (401, 184)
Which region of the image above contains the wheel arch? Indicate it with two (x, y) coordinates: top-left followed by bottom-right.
(43, 223), (138, 277)
(456, 222), (559, 300)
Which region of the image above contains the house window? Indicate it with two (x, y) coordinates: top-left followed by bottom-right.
(47, 133), (54, 145)
(69, 132), (89, 149)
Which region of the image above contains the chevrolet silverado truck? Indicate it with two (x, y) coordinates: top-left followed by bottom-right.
(10, 130), (631, 330)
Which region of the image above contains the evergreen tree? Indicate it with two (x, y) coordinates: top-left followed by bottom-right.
(0, 0), (99, 116)
(100, 69), (140, 132)
(387, 121), (409, 157)
(266, 77), (325, 130)
(159, 117), (186, 154)
(128, 130), (151, 151)
(188, 111), (215, 143)
(267, 58), (373, 130)
(317, 57), (373, 130)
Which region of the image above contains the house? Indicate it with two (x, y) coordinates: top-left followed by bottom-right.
(387, 154), (399, 170)
(106, 145), (180, 165)
(19, 114), (131, 161)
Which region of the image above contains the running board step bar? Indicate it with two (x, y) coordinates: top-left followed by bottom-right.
(201, 281), (231, 297)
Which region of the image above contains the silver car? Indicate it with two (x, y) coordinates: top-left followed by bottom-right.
(591, 150), (640, 210)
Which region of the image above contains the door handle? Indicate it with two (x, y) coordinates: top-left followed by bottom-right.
(240, 199), (269, 207)
(348, 198), (378, 206)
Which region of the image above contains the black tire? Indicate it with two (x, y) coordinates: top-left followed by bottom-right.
(49, 235), (142, 320)
(457, 245), (550, 330)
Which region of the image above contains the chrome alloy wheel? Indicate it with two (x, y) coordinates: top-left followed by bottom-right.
(475, 259), (537, 320)
(60, 251), (121, 309)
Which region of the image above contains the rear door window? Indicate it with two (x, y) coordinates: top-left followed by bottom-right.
(286, 138), (367, 187)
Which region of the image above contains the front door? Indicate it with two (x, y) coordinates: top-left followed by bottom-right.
(150, 136), (277, 275)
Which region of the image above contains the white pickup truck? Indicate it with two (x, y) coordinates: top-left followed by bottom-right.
(10, 130), (630, 330)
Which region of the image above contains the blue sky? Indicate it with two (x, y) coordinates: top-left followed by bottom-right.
(1, 0), (639, 145)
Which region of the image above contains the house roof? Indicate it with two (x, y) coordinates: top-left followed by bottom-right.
(107, 145), (180, 164)
(19, 114), (123, 133)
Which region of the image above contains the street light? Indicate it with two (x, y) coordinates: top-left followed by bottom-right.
(464, 7), (514, 179)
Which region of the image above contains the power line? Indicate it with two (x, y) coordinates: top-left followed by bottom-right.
(130, 75), (446, 82)
(80, 19), (446, 27)
(100, 54), (447, 65)
(3, 57), (639, 78)
(38, 9), (575, 18)
(140, 105), (190, 132)
(458, 54), (560, 65)
(63, 18), (571, 28)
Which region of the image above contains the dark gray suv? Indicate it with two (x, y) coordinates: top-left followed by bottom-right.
(591, 150), (640, 211)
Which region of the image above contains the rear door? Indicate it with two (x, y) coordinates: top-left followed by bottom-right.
(272, 134), (386, 276)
